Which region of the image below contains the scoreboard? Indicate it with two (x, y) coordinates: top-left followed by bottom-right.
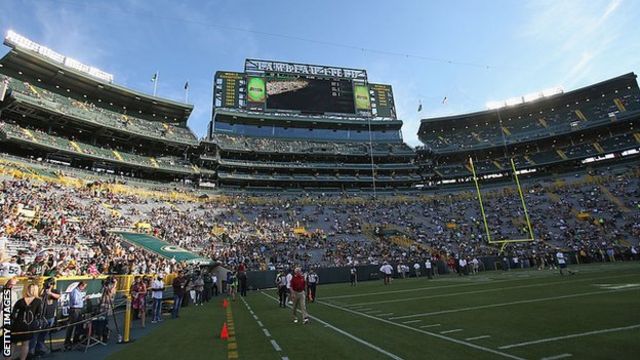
(213, 60), (396, 119)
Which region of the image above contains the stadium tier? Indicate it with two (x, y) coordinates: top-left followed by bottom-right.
(418, 73), (640, 182)
(0, 34), (202, 180)
(201, 60), (420, 189)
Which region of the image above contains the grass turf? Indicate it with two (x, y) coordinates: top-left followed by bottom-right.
(109, 262), (640, 359)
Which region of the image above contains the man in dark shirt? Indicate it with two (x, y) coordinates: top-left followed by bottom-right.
(30, 279), (60, 355)
(172, 272), (186, 318)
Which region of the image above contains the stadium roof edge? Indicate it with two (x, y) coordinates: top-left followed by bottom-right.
(418, 72), (638, 128)
(0, 45), (194, 123)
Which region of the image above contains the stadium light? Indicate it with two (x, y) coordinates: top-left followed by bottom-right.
(5, 30), (114, 83)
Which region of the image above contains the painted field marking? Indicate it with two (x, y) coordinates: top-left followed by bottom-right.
(420, 324), (441, 328)
(402, 320), (422, 324)
(257, 320), (264, 327)
(252, 314), (259, 320)
(319, 300), (524, 360)
(352, 273), (640, 307)
(261, 292), (405, 360)
(263, 328), (271, 337)
(499, 324), (640, 349)
(322, 267), (633, 301)
(390, 287), (640, 320)
(541, 354), (572, 360)
(440, 329), (463, 334)
(365, 310), (383, 314)
(271, 339), (282, 352)
(465, 335), (491, 341)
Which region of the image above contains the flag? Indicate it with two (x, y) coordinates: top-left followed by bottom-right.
(184, 81), (189, 90)
(442, 96), (448, 104)
(151, 72), (158, 82)
(417, 101), (423, 112)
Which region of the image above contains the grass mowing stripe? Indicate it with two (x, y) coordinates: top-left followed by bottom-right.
(350, 272), (640, 306)
(318, 300), (525, 360)
(498, 324), (640, 349)
(389, 287), (639, 319)
(261, 291), (406, 360)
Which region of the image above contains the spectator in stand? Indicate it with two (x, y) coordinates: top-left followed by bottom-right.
(172, 272), (186, 318)
(151, 275), (164, 323)
(290, 268), (310, 324)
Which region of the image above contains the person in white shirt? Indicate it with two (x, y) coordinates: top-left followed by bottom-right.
(556, 250), (575, 275)
(151, 275), (164, 323)
(471, 258), (480, 275)
(424, 259), (432, 279)
(212, 274), (218, 297)
(286, 270), (294, 304)
(458, 258), (467, 276)
(380, 262), (393, 285)
(397, 264), (404, 279)
(413, 262), (421, 277)
(0, 256), (22, 278)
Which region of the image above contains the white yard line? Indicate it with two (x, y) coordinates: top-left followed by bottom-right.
(240, 296), (289, 359)
(420, 324), (441, 328)
(541, 354), (572, 360)
(499, 324), (640, 349)
(270, 339), (282, 352)
(319, 300), (525, 360)
(261, 292), (405, 360)
(440, 329), (463, 334)
(350, 273), (639, 306)
(465, 335), (491, 341)
(390, 288), (640, 320)
(402, 320), (422, 324)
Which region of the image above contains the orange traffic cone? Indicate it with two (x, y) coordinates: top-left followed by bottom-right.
(222, 298), (229, 308)
(220, 322), (229, 340)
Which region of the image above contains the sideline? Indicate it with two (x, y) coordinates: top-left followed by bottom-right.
(260, 292), (405, 360)
(318, 300), (525, 360)
(240, 296), (290, 359)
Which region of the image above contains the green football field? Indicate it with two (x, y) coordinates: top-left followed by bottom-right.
(110, 262), (640, 360)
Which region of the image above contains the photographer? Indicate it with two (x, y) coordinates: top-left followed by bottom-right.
(97, 276), (117, 342)
(29, 278), (60, 356)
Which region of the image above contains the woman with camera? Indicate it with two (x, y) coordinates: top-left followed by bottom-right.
(10, 283), (43, 360)
(29, 279), (60, 356)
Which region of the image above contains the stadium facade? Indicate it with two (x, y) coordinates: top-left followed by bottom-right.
(1, 32), (639, 190)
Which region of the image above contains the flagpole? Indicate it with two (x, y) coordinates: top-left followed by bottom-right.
(153, 70), (159, 97)
(185, 82), (189, 103)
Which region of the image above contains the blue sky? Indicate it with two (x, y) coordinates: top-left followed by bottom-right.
(1, 0), (638, 146)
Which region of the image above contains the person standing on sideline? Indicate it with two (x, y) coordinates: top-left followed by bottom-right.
(413, 262), (421, 277)
(11, 284), (43, 360)
(307, 269), (319, 302)
(425, 258), (432, 279)
(556, 250), (575, 275)
(203, 272), (212, 303)
(286, 268), (294, 305)
(238, 263), (248, 297)
(151, 275), (164, 323)
(212, 273), (219, 297)
(172, 272), (186, 318)
(458, 257), (467, 276)
(380, 261), (393, 285)
(290, 268), (310, 324)
(397, 263), (405, 279)
(64, 281), (86, 349)
(350, 266), (357, 286)
(275, 269), (288, 307)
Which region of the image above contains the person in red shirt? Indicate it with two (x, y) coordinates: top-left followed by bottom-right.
(290, 267), (309, 324)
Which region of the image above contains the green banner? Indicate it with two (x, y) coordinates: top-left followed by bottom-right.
(113, 231), (211, 264)
(354, 84), (371, 111)
(247, 77), (266, 103)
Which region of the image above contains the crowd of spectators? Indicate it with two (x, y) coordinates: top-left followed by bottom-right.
(1, 166), (638, 278)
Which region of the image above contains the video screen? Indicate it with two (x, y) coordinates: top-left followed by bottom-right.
(265, 77), (355, 114)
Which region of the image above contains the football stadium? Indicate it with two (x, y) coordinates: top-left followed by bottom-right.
(0, 1), (639, 360)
